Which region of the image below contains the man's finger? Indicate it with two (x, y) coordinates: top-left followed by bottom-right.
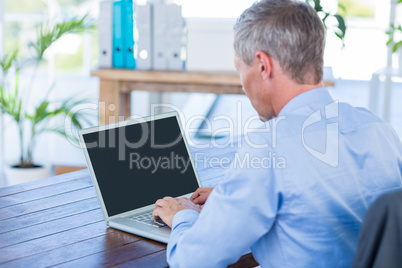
(152, 206), (163, 220)
(190, 193), (199, 201)
(190, 188), (203, 201)
(192, 195), (207, 205)
(155, 198), (167, 207)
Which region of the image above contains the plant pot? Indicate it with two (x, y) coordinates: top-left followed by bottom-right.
(5, 165), (51, 186)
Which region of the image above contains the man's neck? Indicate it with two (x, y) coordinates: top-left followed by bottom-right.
(271, 73), (324, 117)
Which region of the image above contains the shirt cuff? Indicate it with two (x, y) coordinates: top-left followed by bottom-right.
(172, 209), (200, 230)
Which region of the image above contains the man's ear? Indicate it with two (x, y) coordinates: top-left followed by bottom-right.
(255, 51), (273, 80)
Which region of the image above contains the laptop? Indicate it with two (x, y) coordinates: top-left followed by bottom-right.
(78, 111), (201, 243)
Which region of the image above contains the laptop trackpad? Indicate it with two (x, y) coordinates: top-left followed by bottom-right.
(152, 225), (171, 234)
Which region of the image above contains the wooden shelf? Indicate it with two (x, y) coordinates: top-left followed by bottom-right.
(91, 69), (242, 86)
(92, 68), (334, 125)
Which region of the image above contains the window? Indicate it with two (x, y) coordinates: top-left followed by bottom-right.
(3, 0), (98, 75)
(175, 0), (392, 81)
(331, 0), (389, 80)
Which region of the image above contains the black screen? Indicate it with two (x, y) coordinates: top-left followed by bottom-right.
(83, 116), (199, 217)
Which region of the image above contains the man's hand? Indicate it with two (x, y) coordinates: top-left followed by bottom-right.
(152, 196), (201, 228)
(190, 187), (214, 206)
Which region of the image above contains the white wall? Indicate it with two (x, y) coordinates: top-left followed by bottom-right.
(186, 18), (236, 71)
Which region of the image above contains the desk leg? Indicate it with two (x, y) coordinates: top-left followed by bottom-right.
(121, 91), (131, 120)
(99, 79), (123, 125)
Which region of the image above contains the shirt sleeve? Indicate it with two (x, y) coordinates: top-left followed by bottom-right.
(166, 143), (283, 267)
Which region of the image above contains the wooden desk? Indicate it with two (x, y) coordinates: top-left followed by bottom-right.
(0, 145), (258, 267)
(92, 69), (335, 125)
(91, 69), (244, 125)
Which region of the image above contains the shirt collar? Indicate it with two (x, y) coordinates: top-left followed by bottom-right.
(278, 87), (334, 116)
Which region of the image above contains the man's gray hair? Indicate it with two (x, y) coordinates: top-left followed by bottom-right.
(234, 0), (325, 84)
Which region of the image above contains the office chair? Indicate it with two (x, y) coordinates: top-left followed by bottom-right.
(351, 189), (402, 268)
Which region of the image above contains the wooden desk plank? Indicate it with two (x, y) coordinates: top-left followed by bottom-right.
(114, 250), (168, 268)
(0, 169), (90, 197)
(228, 253), (259, 268)
(0, 177), (92, 209)
(0, 187), (95, 220)
(3, 229), (142, 267)
(54, 239), (166, 267)
(0, 197), (99, 234)
(114, 249), (259, 268)
(0, 209), (104, 248)
(0, 221), (109, 264)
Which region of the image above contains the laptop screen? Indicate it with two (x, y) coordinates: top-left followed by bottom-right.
(82, 115), (200, 217)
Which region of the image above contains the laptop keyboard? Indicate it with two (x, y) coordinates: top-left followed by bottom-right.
(129, 210), (167, 228)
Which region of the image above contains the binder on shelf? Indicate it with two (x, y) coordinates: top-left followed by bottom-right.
(98, 1), (113, 68)
(166, 4), (183, 71)
(113, 0), (136, 69)
(112, 1), (124, 68)
(124, 0), (136, 69)
(153, 3), (167, 70)
(135, 4), (153, 70)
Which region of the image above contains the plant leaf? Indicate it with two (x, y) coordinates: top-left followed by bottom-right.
(11, 68), (20, 113)
(32, 14), (93, 61)
(34, 100), (50, 124)
(338, 4), (346, 13)
(0, 48), (18, 74)
(333, 14), (346, 39)
(393, 43), (399, 53)
(25, 114), (35, 120)
(395, 41), (402, 52)
(312, 0), (323, 12)
(0, 86), (4, 103)
(6, 92), (11, 107)
(16, 100), (22, 121)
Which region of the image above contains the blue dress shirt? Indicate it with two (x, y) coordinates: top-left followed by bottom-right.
(167, 88), (402, 267)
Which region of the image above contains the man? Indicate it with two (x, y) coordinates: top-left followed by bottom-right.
(152, 0), (402, 267)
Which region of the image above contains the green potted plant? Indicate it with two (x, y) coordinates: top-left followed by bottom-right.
(305, 0), (347, 42)
(0, 16), (93, 185)
(304, 0), (346, 80)
(386, 0), (402, 75)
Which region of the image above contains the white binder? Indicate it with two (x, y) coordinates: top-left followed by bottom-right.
(166, 4), (183, 71)
(98, 0), (113, 69)
(153, 3), (168, 70)
(135, 4), (153, 70)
